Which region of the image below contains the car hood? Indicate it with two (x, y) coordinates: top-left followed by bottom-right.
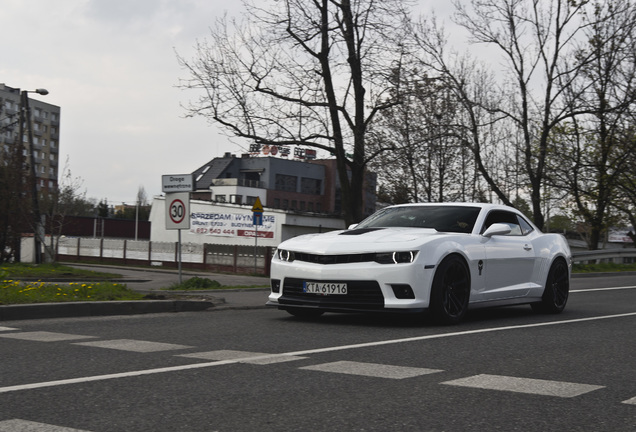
(278, 227), (446, 254)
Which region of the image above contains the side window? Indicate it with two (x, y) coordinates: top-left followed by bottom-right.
(517, 215), (534, 235)
(482, 210), (523, 236)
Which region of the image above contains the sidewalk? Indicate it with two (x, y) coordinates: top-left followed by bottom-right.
(0, 264), (271, 322)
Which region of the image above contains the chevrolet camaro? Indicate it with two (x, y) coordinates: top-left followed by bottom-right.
(267, 203), (571, 324)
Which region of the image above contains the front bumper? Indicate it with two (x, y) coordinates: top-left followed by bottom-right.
(268, 259), (434, 313)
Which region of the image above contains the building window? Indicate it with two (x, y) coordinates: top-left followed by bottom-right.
(216, 195), (227, 203)
(301, 177), (321, 195)
(300, 201), (306, 211)
(230, 194), (242, 204)
(274, 198), (280, 208)
(282, 199), (289, 209)
(275, 174), (297, 192)
(291, 200), (297, 209)
(246, 196), (257, 206)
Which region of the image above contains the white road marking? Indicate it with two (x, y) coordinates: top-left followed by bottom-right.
(0, 326), (18, 332)
(1, 311), (636, 394)
(571, 285), (636, 293)
(177, 350), (307, 364)
(0, 419), (91, 431)
(442, 374), (604, 398)
(623, 396), (636, 405)
(301, 361), (442, 379)
(0, 331), (96, 342)
(72, 339), (192, 353)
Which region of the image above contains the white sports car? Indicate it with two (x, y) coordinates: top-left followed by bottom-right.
(267, 203), (571, 324)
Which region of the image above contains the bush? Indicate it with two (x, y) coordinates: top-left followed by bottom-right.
(169, 276), (222, 290)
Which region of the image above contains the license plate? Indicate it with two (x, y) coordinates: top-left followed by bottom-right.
(303, 282), (348, 295)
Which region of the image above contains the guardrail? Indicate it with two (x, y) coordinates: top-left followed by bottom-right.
(571, 248), (636, 264)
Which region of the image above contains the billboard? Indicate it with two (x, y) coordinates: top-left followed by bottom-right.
(190, 212), (276, 239)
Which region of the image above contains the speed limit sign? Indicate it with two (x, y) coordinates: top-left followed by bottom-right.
(165, 192), (190, 230)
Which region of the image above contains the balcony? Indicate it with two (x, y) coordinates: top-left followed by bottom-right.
(211, 178), (263, 188)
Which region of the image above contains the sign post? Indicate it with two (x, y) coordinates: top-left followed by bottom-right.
(251, 197), (264, 274)
(164, 188), (192, 284)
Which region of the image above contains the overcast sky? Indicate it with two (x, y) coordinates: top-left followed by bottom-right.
(1, 0), (455, 206)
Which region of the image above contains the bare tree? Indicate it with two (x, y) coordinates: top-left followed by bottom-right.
(548, 0), (636, 248)
(413, 18), (512, 206)
(177, 0), (413, 224)
(368, 69), (472, 203)
(0, 134), (31, 262)
(415, 0), (595, 229)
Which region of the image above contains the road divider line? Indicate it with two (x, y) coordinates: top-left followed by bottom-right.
(571, 285), (636, 293)
(2, 311), (636, 394)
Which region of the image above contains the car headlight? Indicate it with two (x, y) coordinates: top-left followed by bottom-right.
(374, 251), (418, 264)
(276, 249), (295, 262)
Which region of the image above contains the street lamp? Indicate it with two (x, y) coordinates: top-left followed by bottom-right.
(19, 88), (49, 264)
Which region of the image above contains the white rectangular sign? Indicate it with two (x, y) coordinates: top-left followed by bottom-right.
(162, 174), (195, 193)
(190, 211), (276, 238)
(165, 193), (191, 230)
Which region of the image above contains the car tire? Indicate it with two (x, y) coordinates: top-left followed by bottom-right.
(286, 308), (324, 319)
(531, 258), (569, 314)
(429, 255), (471, 324)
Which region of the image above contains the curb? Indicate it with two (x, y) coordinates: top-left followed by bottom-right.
(0, 300), (215, 322)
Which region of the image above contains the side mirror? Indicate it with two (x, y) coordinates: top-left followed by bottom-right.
(483, 223), (512, 237)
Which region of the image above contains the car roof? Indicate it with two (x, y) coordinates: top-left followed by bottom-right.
(386, 202), (512, 211)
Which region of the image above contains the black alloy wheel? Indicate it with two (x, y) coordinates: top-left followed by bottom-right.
(430, 255), (471, 324)
(532, 258), (569, 314)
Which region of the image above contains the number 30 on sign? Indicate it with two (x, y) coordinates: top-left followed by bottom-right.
(165, 192), (190, 230)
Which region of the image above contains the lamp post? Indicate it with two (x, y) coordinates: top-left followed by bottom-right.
(19, 88), (49, 264)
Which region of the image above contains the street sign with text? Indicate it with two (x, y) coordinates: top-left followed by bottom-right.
(162, 174), (195, 193)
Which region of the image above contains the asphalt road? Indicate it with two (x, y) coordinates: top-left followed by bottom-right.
(1, 274), (635, 431)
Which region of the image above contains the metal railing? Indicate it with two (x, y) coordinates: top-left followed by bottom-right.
(571, 248), (636, 264)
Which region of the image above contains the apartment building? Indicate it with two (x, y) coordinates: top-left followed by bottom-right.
(0, 83), (61, 191)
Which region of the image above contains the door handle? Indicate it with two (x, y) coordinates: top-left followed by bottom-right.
(523, 244), (532, 251)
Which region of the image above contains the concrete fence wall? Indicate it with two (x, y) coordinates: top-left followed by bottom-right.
(48, 237), (273, 275)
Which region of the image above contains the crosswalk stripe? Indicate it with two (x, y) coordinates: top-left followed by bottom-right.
(623, 396), (636, 405)
(0, 419), (91, 431)
(300, 361), (443, 379)
(442, 374), (604, 398)
(72, 339), (191, 353)
(0, 331), (95, 342)
(177, 350), (307, 364)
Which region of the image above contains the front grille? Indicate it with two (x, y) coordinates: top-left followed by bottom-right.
(280, 278), (384, 310)
(294, 252), (376, 265)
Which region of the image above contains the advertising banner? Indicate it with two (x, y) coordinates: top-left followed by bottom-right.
(190, 212), (276, 238)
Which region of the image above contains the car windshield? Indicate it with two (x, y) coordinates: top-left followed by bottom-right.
(356, 205), (481, 234)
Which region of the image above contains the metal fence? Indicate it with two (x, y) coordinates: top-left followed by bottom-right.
(56, 237), (273, 275)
